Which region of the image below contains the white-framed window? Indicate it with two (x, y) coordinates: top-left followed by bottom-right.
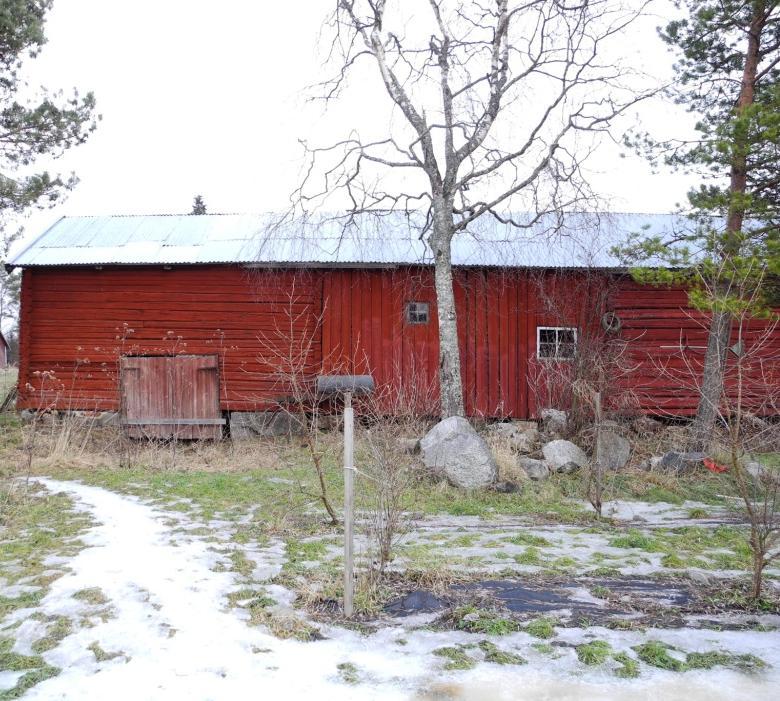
(406, 301), (430, 324)
(537, 326), (577, 360)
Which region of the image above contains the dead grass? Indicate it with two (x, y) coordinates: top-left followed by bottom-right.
(484, 434), (530, 486)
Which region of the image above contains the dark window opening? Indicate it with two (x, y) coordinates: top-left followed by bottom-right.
(537, 327), (577, 360)
(406, 301), (430, 324)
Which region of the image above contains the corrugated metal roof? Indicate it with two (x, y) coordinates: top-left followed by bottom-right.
(8, 212), (695, 269)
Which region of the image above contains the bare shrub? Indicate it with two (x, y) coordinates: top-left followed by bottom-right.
(255, 282), (342, 525)
(527, 270), (639, 433)
(718, 314), (779, 600)
(358, 420), (416, 575)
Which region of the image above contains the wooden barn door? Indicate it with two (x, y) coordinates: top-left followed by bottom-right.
(120, 355), (223, 439)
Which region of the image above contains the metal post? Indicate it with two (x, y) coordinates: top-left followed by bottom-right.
(343, 390), (354, 617)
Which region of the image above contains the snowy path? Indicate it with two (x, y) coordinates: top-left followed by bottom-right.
(10, 479), (780, 701)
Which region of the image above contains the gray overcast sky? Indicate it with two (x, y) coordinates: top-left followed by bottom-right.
(11, 0), (697, 253)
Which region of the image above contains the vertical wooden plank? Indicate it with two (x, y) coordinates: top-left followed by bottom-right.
(370, 272), (382, 384)
(321, 272), (332, 373)
(486, 271), (498, 415)
(390, 269), (403, 398)
(474, 270), (488, 415)
(341, 270), (352, 373)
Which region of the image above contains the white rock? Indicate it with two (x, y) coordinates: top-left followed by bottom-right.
(420, 416), (498, 490)
(542, 439), (588, 470)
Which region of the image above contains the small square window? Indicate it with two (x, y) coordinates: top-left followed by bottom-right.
(406, 301), (430, 324)
(537, 327), (577, 360)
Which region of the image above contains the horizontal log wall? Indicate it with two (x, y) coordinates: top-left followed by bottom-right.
(16, 265), (779, 418)
(17, 266), (323, 412)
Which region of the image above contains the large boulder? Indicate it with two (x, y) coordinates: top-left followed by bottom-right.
(542, 439), (588, 471)
(596, 431), (631, 470)
(420, 416), (498, 489)
(518, 457), (550, 481)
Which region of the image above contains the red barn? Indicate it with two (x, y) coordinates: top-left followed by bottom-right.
(7, 213), (778, 436)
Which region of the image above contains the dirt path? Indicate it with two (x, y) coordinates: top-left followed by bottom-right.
(6, 479), (780, 701)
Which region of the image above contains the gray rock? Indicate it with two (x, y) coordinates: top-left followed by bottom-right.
(596, 431), (631, 470)
(542, 439), (588, 471)
(518, 457), (549, 481)
(541, 408), (568, 435)
(556, 461), (581, 475)
(658, 451), (707, 475)
(19, 409), (35, 422)
(745, 461), (764, 478)
(420, 416), (498, 490)
(230, 411), (303, 440)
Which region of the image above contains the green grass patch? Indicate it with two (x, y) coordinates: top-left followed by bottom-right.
(336, 661), (360, 684)
(478, 640), (526, 665)
(633, 641), (686, 672)
(576, 640), (612, 665)
(452, 606), (519, 635)
(686, 651), (766, 672)
(513, 547), (542, 565)
(613, 652), (640, 678)
(524, 617), (556, 640)
(433, 646), (477, 671)
(0, 638), (60, 700)
(30, 616), (71, 654)
(73, 588), (109, 606)
(503, 532), (552, 547)
(88, 642), (124, 663)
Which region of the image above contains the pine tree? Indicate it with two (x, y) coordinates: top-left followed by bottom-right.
(620, 0), (780, 449)
(191, 195), (207, 215)
(0, 0), (98, 217)
(0, 1), (97, 351)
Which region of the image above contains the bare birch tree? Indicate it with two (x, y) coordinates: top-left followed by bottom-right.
(289, 0), (652, 417)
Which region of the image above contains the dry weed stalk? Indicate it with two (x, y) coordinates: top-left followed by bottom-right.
(527, 270), (640, 433)
(256, 285), (339, 524)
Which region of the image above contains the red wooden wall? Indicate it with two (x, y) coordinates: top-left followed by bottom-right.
(16, 266), (323, 412)
(15, 264), (779, 418)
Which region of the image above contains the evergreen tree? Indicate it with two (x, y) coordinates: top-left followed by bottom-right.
(620, 0), (780, 448)
(0, 0), (98, 217)
(0, 0), (97, 348)
(191, 195), (207, 215)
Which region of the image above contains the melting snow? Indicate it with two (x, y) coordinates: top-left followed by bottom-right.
(5, 479), (778, 700)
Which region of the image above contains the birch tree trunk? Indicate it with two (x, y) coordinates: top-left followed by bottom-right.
(430, 199), (464, 417)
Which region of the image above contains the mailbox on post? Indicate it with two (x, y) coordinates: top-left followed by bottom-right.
(316, 375), (375, 617)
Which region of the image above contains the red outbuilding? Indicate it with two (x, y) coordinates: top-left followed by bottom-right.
(7, 213), (778, 436)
